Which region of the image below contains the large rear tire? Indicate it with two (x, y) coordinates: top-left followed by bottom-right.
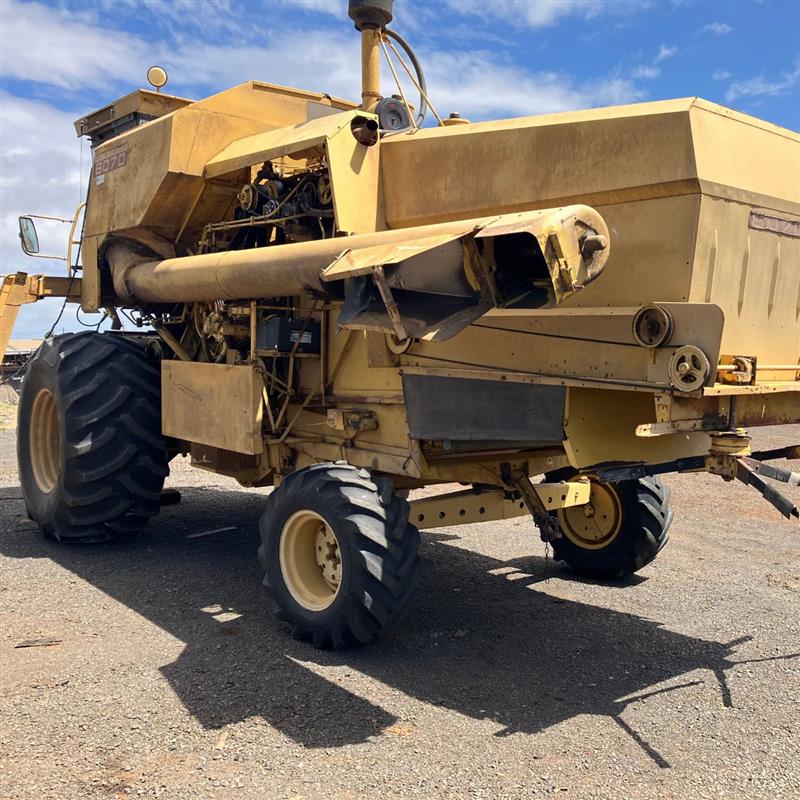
(258, 462), (421, 648)
(17, 332), (169, 543)
(549, 476), (672, 579)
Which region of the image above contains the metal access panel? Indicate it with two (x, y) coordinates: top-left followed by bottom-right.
(162, 362), (263, 455)
(402, 374), (565, 443)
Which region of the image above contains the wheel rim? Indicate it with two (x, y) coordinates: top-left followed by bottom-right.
(557, 481), (622, 550)
(29, 388), (61, 494)
(279, 510), (342, 611)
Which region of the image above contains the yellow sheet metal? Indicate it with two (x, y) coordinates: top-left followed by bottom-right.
(320, 229), (475, 281)
(205, 110), (367, 179)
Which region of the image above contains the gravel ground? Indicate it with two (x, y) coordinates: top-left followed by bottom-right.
(1, 419), (799, 800)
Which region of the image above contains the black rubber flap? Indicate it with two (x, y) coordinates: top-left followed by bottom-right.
(403, 374), (565, 442)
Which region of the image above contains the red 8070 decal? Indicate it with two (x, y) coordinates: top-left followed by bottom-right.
(94, 144), (129, 184)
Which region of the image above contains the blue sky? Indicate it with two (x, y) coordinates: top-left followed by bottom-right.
(1, 0), (799, 338)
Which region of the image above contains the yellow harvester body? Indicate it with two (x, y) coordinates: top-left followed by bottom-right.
(3, 5), (798, 569)
(53, 87), (797, 490)
(4, 1), (799, 647)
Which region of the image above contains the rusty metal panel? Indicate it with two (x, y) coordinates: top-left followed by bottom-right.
(190, 443), (261, 472)
(733, 392), (800, 426)
(162, 362), (263, 455)
(635, 390), (800, 436)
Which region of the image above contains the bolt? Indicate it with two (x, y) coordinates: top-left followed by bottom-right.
(579, 234), (608, 258)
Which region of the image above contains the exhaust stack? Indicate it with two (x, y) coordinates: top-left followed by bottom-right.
(348, 0), (394, 110)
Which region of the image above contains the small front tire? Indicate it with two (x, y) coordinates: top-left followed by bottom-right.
(258, 462), (421, 648)
(550, 476), (673, 579)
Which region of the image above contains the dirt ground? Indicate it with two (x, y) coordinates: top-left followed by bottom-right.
(1, 420), (799, 800)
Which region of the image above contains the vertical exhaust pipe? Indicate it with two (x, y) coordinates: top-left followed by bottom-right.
(348, 0), (394, 110)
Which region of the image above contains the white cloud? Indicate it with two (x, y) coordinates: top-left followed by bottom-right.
(0, 0), (357, 100)
(726, 64), (800, 103)
(443, 0), (647, 28)
(632, 65), (661, 79)
(712, 70), (731, 81)
(99, 0), (249, 39)
(281, 0), (346, 17)
(165, 29), (361, 99)
(702, 22), (733, 36)
(0, 0), (147, 90)
(0, 92), (90, 339)
(0, 94), (85, 256)
(423, 51), (643, 119)
(630, 42), (682, 82)
(0, 0), (278, 94)
(654, 44), (678, 64)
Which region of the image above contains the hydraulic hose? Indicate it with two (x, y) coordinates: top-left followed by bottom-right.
(384, 28), (428, 127)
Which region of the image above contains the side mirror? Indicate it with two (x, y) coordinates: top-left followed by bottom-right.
(19, 216), (40, 255)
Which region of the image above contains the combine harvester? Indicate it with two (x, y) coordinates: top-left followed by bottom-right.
(2, 0), (797, 648)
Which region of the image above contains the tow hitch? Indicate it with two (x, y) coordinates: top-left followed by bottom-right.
(596, 431), (800, 522)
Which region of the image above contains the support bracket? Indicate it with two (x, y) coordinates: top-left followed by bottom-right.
(505, 466), (566, 542)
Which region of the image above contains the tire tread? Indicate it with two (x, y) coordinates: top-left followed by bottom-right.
(18, 332), (168, 543)
(259, 462), (421, 648)
(551, 475), (672, 579)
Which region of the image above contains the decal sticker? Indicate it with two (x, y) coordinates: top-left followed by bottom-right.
(94, 143), (128, 185)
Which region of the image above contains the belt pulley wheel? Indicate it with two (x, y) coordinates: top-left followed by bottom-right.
(317, 175), (332, 206)
(557, 480), (623, 550)
(29, 388), (61, 493)
(668, 345), (711, 392)
(279, 510), (342, 611)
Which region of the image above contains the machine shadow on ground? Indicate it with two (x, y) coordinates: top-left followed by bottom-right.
(2, 483), (794, 767)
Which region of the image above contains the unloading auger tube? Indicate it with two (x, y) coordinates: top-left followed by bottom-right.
(106, 204), (610, 308)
